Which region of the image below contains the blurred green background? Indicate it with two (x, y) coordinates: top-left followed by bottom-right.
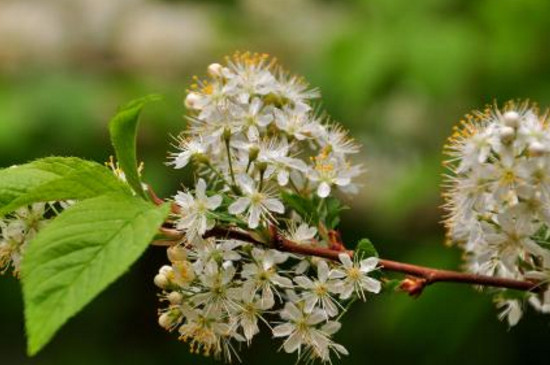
(1, 0), (550, 364)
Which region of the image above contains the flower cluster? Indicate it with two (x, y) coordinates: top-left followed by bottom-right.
(155, 242), (380, 363)
(0, 203), (50, 276)
(444, 101), (550, 325)
(172, 51), (362, 205)
(155, 53), (380, 362)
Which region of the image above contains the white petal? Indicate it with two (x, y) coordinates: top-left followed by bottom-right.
(261, 286), (275, 308)
(207, 195), (223, 210)
(248, 206), (261, 228)
(196, 178), (207, 198)
(360, 257), (379, 272)
(295, 276), (314, 289)
(321, 321), (341, 335)
(338, 253), (353, 268)
(317, 182), (331, 198)
(277, 169), (289, 186)
(283, 332), (302, 353)
(272, 323), (294, 337)
(229, 197), (250, 215)
(361, 277), (381, 294)
(264, 198), (285, 214)
(306, 311), (325, 325)
(173, 151), (190, 169)
(317, 260), (329, 282)
(272, 275), (293, 288)
(247, 126), (260, 142)
(329, 269), (346, 280)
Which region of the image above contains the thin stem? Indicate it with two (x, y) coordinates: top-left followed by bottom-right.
(224, 138), (238, 187)
(206, 162), (241, 195)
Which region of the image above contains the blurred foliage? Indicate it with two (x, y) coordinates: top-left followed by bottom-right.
(2, 0), (550, 364)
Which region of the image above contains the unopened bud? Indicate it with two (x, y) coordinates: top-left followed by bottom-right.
(223, 127), (232, 142)
(158, 312), (174, 329)
(499, 126), (515, 143)
(167, 245), (187, 263)
(154, 273), (169, 289)
(529, 141), (547, 156)
(167, 291), (184, 305)
(207, 63), (223, 77)
(502, 111), (520, 128)
(184, 92), (201, 110)
(249, 146), (260, 162)
(159, 265), (173, 276)
(256, 161), (268, 173)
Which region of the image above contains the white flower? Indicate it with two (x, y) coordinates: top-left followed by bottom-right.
(274, 105), (320, 141)
(178, 305), (231, 358)
(232, 285), (270, 343)
(496, 298), (523, 327)
(309, 153), (355, 198)
(444, 101), (550, 324)
(319, 123), (360, 156)
(174, 179), (222, 236)
(274, 72), (320, 111)
(294, 260), (341, 317)
(284, 222), (317, 245)
(330, 253), (381, 300)
(257, 139), (308, 186)
(0, 203), (48, 275)
(192, 261), (240, 312)
(272, 302), (347, 362)
(234, 97), (273, 141)
(241, 248), (292, 309)
(170, 136), (208, 169)
(228, 175), (284, 228)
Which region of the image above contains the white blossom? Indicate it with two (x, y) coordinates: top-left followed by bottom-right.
(175, 179), (222, 236)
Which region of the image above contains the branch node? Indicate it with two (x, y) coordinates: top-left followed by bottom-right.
(399, 276), (428, 297)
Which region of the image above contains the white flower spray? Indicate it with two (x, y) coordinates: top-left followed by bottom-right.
(444, 101), (550, 326)
(154, 52), (379, 363)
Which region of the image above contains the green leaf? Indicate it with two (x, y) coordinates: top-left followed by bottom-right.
(356, 238), (378, 258)
(109, 94), (162, 199)
(532, 224), (550, 250)
(0, 157), (129, 216)
(324, 197), (348, 229)
(21, 193), (170, 356)
(281, 192), (320, 225)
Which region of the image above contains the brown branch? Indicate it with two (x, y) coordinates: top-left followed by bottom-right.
(148, 186), (543, 296)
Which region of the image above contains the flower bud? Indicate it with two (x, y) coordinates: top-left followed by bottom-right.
(158, 312), (174, 329)
(499, 126), (515, 143)
(248, 146), (260, 162)
(160, 265), (174, 276)
(502, 111), (520, 128)
(207, 63), (223, 77)
(529, 141), (546, 156)
(167, 291), (184, 305)
(154, 273), (169, 289)
(184, 92), (201, 110)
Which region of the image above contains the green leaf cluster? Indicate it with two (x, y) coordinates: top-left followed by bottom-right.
(0, 95), (169, 356)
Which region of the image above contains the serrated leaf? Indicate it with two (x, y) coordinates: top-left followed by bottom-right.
(21, 193), (170, 356)
(356, 238), (378, 258)
(0, 157), (129, 216)
(109, 94), (162, 199)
